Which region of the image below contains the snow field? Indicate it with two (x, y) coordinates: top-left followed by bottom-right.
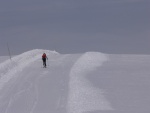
(0, 49), (149, 113)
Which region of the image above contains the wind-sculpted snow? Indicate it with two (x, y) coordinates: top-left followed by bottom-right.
(0, 49), (58, 91)
(67, 52), (113, 113)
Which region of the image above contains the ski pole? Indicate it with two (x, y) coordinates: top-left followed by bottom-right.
(47, 59), (49, 66)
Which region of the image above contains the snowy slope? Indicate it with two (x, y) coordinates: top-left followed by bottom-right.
(0, 49), (150, 113)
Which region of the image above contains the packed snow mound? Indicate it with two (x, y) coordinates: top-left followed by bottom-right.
(68, 52), (113, 113)
(0, 49), (59, 91)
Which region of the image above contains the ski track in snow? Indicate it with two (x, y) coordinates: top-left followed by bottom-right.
(29, 70), (49, 113)
(0, 49), (58, 91)
(0, 49), (59, 113)
(67, 52), (113, 113)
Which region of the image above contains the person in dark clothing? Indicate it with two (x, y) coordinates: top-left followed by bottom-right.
(42, 53), (48, 68)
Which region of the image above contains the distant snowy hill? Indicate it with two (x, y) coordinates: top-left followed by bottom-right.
(0, 49), (150, 113)
(0, 56), (9, 63)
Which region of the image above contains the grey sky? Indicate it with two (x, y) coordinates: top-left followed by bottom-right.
(0, 0), (150, 55)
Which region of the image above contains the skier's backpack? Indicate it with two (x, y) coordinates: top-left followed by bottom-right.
(42, 53), (46, 58)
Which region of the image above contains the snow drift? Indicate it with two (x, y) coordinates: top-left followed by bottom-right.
(67, 52), (113, 113)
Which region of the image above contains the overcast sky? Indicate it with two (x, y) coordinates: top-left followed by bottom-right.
(0, 0), (150, 55)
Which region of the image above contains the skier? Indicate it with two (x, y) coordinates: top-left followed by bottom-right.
(42, 53), (48, 68)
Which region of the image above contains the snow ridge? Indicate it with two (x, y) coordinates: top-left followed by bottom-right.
(67, 52), (113, 113)
(0, 49), (58, 91)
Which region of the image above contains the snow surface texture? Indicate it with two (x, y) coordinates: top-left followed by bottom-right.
(67, 52), (113, 113)
(0, 49), (150, 113)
